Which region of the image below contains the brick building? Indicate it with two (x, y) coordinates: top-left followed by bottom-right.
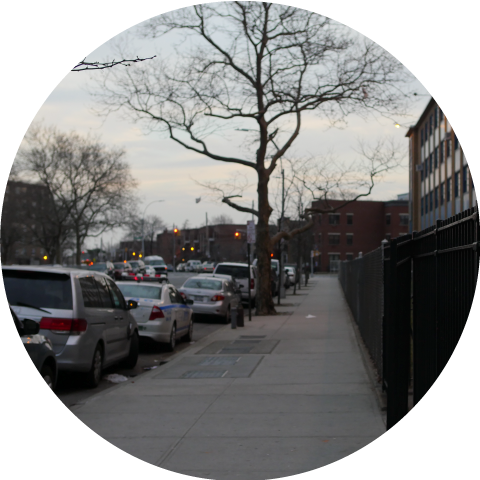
(406, 98), (476, 232)
(311, 198), (409, 272)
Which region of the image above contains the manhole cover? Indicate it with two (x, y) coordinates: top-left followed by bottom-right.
(199, 357), (240, 366)
(180, 370), (227, 379)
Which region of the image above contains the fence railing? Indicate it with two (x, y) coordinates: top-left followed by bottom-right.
(339, 206), (479, 430)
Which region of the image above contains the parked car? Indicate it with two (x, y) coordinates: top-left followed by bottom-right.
(167, 264), (174, 272)
(116, 281), (193, 351)
(144, 256), (168, 274)
(12, 307), (58, 390)
(185, 260), (202, 272)
(4, 265), (140, 388)
(87, 261), (115, 279)
(284, 266), (296, 288)
(129, 259), (146, 275)
(113, 261), (133, 280)
(285, 264), (300, 284)
(200, 262), (215, 273)
(176, 263), (186, 272)
(213, 262), (256, 306)
(141, 265), (168, 283)
(179, 275), (243, 323)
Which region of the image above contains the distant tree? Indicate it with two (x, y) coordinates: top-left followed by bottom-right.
(17, 124), (139, 264)
(93, 2), (413, 314)
(124, 214), (165, 256)
(211, 214), (234, 225)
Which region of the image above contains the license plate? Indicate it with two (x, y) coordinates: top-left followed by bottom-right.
(138, 325), (146, 331)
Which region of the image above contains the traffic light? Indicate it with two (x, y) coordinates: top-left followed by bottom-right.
(235, 231), (241, 239)
(190, 247), (194, 251)
(174, 228), (180, 236)
(271, 253), (274, 257)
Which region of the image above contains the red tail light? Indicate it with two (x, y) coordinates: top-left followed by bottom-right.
(211, 295), (225, 302)
(149, 306), (165, 320)
(250, 278), (255, 289)
(179, 292), (187, 300)
(40, 317), (87, 334)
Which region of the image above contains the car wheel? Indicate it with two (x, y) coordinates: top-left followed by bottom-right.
(224, 307), (231, 324)
(122, 331), (139, 369)
(40, 364), (55, 390)
(184, 318), (194, 342)
(167, 322), (177, 351)
(86, 344), (103, 388)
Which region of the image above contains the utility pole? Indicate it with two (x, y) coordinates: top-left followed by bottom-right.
(278, 168), (285, 305)
(172, 224), (176, 270)
(206, 212), (210, 258)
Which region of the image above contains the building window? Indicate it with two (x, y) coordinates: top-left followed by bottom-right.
(446, 138), (451, 157)
(421, 128), (424, 146)
(463, 166), (468, 194)
(386, 214), (391, 225)
(421, 163), (424, 182)
(434, 107), (438, 128)
(346, 253), (354, 261)
(434, 187), (438, 209)
(440, 183), (445, 205)
(430, 114), (433, 133)
(346, 234), (353, 245)
(328, 214), (340, 225)
(318, 233), (322, 244)
(399, 214), (409, 226)
(429, 153), (433, 174)
(425, 121), (429, 139)
(454, 134), (459, 150)
(317, 214), (322, 224)
(434, 147), (438, 168)
(439, 109), (444, 122)
(429, 191), (433, 212)
(346, 214), (353, 225)
(439, 140), (444, 164)
(455, 171), (459, 198)
(421, 197), (424, 216)
(328, 234), (340, 245)
(446, 178), (451, 202)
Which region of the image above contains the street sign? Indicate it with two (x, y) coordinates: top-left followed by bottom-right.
(247, 220), (256, 244)
(134, 236), (143, 240)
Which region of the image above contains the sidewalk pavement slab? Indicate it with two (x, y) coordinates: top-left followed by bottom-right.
(72, 275), (385, 479)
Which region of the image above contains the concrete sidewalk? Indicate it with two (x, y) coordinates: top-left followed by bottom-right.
(72, 275), (385, 479)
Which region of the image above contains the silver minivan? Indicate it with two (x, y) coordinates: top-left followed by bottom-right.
(3, 266), (139, 387)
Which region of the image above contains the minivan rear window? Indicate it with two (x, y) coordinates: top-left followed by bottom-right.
(3, 270), (73, 310)
(215, 265), (249, 278)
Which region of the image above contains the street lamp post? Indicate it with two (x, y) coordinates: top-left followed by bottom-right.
(142, 200), (164, 258)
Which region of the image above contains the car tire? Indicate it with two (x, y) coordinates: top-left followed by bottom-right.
(184, 318), (194, 342)
(167, 322), (176, 351)
(122, 331), (139, 369)
(224, 307), (231, 324)
(85, 344), (103, 389)
(40, 364), (55, 390)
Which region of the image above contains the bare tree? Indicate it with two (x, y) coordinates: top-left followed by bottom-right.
(92, 2), (413, 314)
(211, 214), (234, 225)
(124, 214), (165, 256)
(18, 124), (139, 264)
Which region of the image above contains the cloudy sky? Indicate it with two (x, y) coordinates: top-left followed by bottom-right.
(16, 4), (431, 248)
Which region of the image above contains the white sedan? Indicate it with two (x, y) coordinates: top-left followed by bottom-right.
(116, 282), (194, 351)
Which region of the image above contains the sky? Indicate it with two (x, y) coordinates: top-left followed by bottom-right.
(14, 4), (431, 249)
(2, 1), (480, 480)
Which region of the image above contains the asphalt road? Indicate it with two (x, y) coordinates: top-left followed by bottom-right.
(55, 271), (225, 408)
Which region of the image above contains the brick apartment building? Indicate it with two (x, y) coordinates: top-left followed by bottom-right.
(406, 98), (476, 232)
(311, 198), (409, 272)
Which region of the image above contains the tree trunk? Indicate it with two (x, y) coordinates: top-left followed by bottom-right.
(255, 170), (276, 315)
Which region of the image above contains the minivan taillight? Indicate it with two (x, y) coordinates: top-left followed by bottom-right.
(149, 306), (165, 320)
(250, 278), (255, 289)
(39, 317), (87, 335)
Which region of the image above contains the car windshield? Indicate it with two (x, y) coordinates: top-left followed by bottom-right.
(88, 263), (107, 271)
(147, 260), (166, 266)
(215, 265), (249, 278)
(114, 263), (126, 269)
(183, 279), (223, 290)
(129, 262), (139, 267)
(3, 269), (73, 309)
(117, 284), (162, 300)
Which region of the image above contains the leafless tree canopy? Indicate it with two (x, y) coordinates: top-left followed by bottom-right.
(210, 214), (234, 225)
(16, 124), (138, 263)
(92, 2), (413, 314)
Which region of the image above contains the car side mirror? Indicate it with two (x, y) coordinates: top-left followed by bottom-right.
(186, 299), (194, 305)
(22, 319), (40, 336)
(127, 299), (138, 310)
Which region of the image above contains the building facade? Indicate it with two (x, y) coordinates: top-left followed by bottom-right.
(407, 98), (476, 232)
(310, 198), (409, 272)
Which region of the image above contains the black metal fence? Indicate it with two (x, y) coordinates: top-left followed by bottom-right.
(339, 206), (479, 430)
(339, 247), (384, 380)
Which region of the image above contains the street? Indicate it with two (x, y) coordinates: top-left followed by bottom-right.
(56, 272), (225, 408)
